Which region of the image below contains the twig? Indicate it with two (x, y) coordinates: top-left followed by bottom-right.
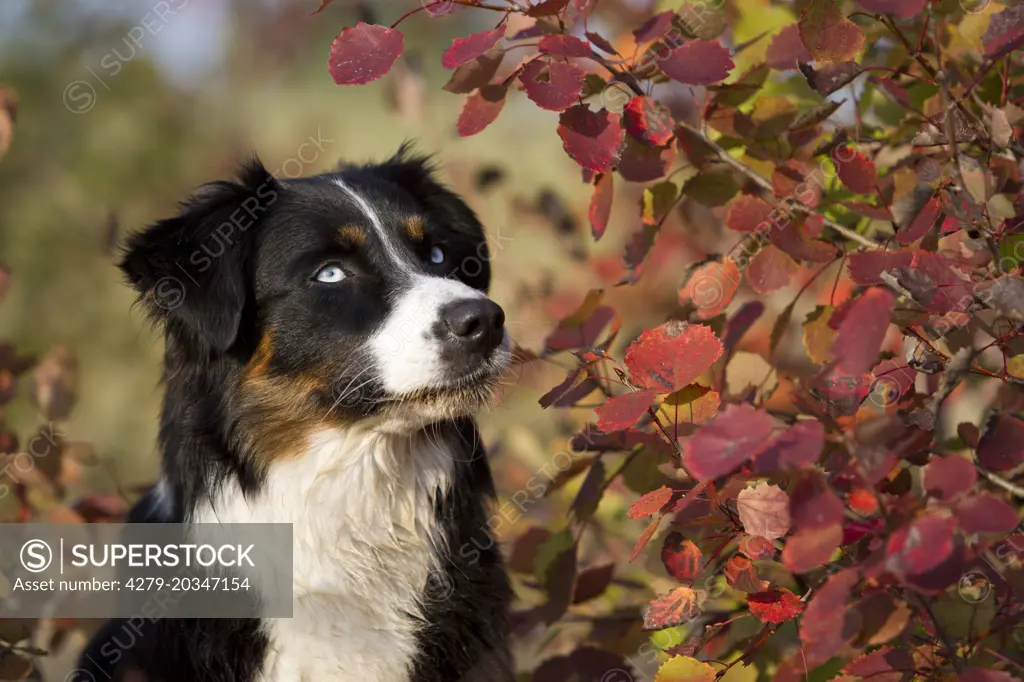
(915, 594), (965, 673)
(648, 407), (682, 458)
(674, 122), (879, 249)
(976, 465), (1024, 499)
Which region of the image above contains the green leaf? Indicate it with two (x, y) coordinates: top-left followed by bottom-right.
(999, 235), (1024, 271)
(684, 172), (740, 207)
(642, 182), (679, 225)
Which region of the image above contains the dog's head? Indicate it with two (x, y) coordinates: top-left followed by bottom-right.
(121, 147), (509, 445)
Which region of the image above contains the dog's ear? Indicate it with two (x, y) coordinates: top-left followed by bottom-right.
(373, 143), (491, 288)
(119, 158), (278, 352)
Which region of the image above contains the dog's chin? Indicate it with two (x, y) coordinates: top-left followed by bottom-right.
(375, 355), (509, 430)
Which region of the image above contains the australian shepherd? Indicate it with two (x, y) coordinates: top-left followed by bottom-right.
(76, 147), (513, 682)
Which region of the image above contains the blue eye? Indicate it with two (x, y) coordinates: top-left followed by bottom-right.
(429, 246), (445, 265)
(315, 264), (346, 283)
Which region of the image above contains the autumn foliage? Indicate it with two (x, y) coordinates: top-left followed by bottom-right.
(320, 0), (1024, 678)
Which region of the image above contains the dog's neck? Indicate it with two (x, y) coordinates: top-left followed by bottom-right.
(192, 425), (454, 594)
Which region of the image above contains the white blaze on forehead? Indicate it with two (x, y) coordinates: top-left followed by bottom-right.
(370, 274), (486, 394)
(332, 177), (408, 268)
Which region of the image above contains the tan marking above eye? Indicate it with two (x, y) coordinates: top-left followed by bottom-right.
(337, 225), (366, 246)
(404, 216), (425, 241)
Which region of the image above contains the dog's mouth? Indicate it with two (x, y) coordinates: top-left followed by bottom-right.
(378, 343), (511, 420)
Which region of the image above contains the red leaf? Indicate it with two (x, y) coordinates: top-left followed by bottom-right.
(769, 220), (837, 263)
(631, 513), (665, 561)
(789, 472), (845, 531)
(628, 486), (675, 519)
(589, 173), (614, 240)
(782, 524), (842, 573)
(617, 136), (676, 183)
(891, 251), (973, 313)
(799, 0), (866, 64)
(983, 5), (1024, 58)
(619, 223), (658, 284)
(896, 195), (941, 244)
(801, 568), (858, 634)
(725, 555), (768, 592)
(443, 50), (503, 93)
(644, 586), (703, 630)
(558, 105), (624, 172)
(923, 456), (976, 501)
(886, 513), (956, 577)
(977, 415), (1024, 471)
(661, 532), (703, 581)
(747, 588), (804, 623)
(832, 288), (895, 376)
(801, 61), (864, 95)
(520, 60), (586, 111)
(752, 420), (824, 472)
(800, 568), (860, 664)
(683, 403), (775, 481)
(856, 0), (926, 18)
(329, 23), (405, 85)
(624, 97), (675, 146)
(955, 493), (1019, 535)
(508, 527), (553, 572)
(843, 647), (916, 681)
(572, 563), (614, 603)
(747, 245), (798, 294)
(633, 11), (673, 45)
(737, 482), (791, 541)
(526, 0), (570, 17)
(545, 308), (617, 355)
(624, 321), (724, 392)
(835, 146), (879, 194)
(442, 26), (506, 69)
(678, 259), (740, 320)
(457, 84), (508, 137)
(847, 249), (913, 285)
(847, 488), (878, 515)
(586, 31), (618, 55)
(766, 24), (812, 70)
(724, 301), (765, 354)
(843, 518), (882, 547)
(595, 389), (658, 433)
(539, 33), (592, 58)
(738, 535), (775, 560)
(660, 40), (734, 86)
(725, 194), (774, 233)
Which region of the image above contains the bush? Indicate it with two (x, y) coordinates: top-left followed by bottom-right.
(321, 1), (1024, 679)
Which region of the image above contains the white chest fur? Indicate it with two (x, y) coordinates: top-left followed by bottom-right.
(192, 427), (455, 682)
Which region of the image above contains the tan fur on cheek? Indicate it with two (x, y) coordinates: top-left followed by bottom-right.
(235, 331), (339, 463)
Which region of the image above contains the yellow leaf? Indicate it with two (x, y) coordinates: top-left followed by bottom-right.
(656, 655), (716, 682)
(750, 96), (799, 137)
(642, 182), (679, 225)
(1007, 354), (1024, 379)
(731, 4), (796, 76)
(803, 305), (837, 365)
(954, 2), (1005, 52)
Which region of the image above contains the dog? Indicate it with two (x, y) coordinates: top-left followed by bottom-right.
(75, 147), (514, 682)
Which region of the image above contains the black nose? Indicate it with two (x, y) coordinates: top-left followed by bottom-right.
(442, 298), (505, 352)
